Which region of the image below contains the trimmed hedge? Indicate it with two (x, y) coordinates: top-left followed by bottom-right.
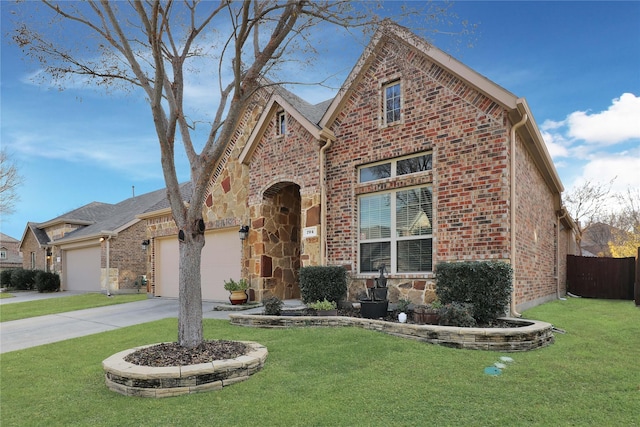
(435, 261), (513, 325)
(299, 266), (347, 304)
(35, 271), (61, 293)
(1, 269), (16, 287)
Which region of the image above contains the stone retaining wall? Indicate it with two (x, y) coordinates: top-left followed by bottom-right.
(229, 314), (554, 352)
(102, 341), (268, 398)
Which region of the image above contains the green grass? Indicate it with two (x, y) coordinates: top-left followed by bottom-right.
(0, 292), (14, 299)
(0, 293), (147, 322)
(1, 298), (639, 426)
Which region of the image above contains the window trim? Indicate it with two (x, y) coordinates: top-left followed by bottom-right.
(358, 152), (433, 184)
(358, 185), (434, 275)
(382, 80), (402, 126)
(276, 111), (286, 136)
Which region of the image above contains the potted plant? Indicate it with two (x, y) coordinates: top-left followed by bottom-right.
(223, 278), (249, 305)
(360, 264), (389, 319)
(413, 300), (442, 325)
(308, 298), (338, 316)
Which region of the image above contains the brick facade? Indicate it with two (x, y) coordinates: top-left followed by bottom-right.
(142, 23), (576, 310)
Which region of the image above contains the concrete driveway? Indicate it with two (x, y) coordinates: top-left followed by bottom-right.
(0, 292), (266, 354)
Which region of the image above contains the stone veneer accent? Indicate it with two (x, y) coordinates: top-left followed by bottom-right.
(229, 314), (554, 352)
(102, 341), (268, 398)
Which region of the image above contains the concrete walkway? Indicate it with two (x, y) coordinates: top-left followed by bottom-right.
(0, 292), (271, 354)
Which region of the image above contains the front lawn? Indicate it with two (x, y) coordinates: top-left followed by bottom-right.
(1, 298), (638, 426)
(0, 293), (147, 322)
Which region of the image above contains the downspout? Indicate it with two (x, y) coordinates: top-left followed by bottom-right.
(319, 137), (333, 266)
(556, 209), (569, 301)
(510, 113), (528, 317)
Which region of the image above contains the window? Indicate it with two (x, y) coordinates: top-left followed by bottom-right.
(359, 153), (432, 183)
(0, 249), (6, 259)
(30, 252), (36, 269)
(383, 81), (401, 124)
(359, 186), (433, 273)
(277, 111), (286, 136)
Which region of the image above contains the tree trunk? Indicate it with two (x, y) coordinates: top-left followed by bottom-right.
(177, 223), (205, 348)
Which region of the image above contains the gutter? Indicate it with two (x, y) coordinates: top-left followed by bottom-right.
(556, 208), (569, 301)
(510, 113), (528, 317)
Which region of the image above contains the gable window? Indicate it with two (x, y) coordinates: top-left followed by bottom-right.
(383, 81), (401, 125)
(30, 252), (36, 269)
(359, 152), (432, 183)
(0, 249), (6, 259)
(277, 111), (286, 136)
(359, 186), (433, 273)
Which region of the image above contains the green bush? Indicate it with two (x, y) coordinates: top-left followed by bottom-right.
(11, 268), (38, 290)
(435, 261), (513, 325)
(298, 266), (347, 304)
(263, 296), (283, 315)
(1, 269), (16, 287)
(35, 271), (60, 293)
(438, 302), (476, 327)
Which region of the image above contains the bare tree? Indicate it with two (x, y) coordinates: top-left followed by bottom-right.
(608, 187), (640, 257)
(564, 179), (614, 256)
(0, 149), (24, 216)
(10, 1), (466, 348)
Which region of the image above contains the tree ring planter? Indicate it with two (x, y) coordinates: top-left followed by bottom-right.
(229, 314), (555, 352)
(360, 299), (389, 319)
(102, 341), (267, 398)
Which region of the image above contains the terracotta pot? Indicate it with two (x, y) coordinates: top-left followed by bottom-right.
(229, 290), (248, 305)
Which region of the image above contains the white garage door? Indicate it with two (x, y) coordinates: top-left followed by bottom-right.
(155, 229), (241, 301)
(65, 246), (101, 292)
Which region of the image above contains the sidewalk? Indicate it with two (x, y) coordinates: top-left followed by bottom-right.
(0, 294), (270, 354)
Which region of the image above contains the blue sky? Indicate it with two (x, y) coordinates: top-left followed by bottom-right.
(1, 1), (639, 240)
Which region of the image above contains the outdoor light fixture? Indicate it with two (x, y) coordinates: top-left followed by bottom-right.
(141, 239), (150, 251)
(238, 225), (249, 241)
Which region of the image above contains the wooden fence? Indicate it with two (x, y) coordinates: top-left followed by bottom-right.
(567, 255), (636, 300)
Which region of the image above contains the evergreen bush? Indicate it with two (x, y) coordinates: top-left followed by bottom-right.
(35, 271), (60, 293)
(263, 296), (283, 315)
(298, 266), (347, 304)
(11, 268), (38, 290)
(435, 261), (513, 325)
(438, 302), (476, 327)
(1, 269), (16, 287)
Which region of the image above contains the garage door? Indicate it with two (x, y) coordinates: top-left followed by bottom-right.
(65, 246), (101, 291)
(155, 229), (241, 301)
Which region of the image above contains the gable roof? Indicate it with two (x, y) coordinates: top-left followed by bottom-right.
(52, 187), (169, 245)
(239, 85), (335, 164)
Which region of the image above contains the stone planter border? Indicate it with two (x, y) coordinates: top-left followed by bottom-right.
(229, 314), (554, 352)
(102, 341), (267, 398)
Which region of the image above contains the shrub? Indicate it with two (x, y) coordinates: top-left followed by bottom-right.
(263, 296), (283, 316)
(11, 268), (38, 290)
(307, 299), (337, 311)
(298, 266), (347, 304)
(35, 271), (60, 293)
(438, 302), (476, 327)
(435, 261), (513, 325)
(1, 269), (16, 287)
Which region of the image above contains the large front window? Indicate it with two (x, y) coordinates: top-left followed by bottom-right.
(359, 186), (433, 273)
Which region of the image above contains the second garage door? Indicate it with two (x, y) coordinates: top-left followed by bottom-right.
(64, 246), (101, 292)
(155, 228), (241, 301)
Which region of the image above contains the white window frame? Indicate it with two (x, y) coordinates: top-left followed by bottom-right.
(277, 111), (286, 136)
(358, 185), (433, 274)
(358, 152), (432, 184)
(382, 80), (402, 126)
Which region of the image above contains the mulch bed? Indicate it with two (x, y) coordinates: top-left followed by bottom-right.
(124, 340), (248, 367)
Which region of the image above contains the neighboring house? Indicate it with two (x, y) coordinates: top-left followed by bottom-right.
(20, 188), (168, 293)
(142, 22), (578, 312)
(0, 233), (23, 271)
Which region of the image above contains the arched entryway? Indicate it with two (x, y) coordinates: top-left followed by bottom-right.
(257, 182), (302, 300)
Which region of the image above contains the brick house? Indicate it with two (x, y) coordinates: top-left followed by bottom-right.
(19, 188), (167, 293)
(143, 22), (577, 313)
(0, 233), (23, 272)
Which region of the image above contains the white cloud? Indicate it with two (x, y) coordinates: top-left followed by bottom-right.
(540, 129), (570, 158)
(566, 93), (640, 144)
